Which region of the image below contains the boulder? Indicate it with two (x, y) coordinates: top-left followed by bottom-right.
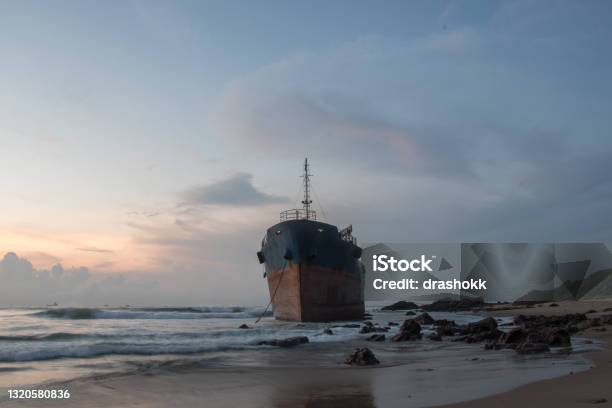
(428, 333), (442, 341)
(422, 297), (484, 312)
(238, 324), (250, 329)
(599, 314), (612, 325)
(454, 317), (501, 344)
(414, 312), (436, 325)
(541, 327), (571, 347)
(498, 328), (528, 345)
(464, 330), (502, 343)
(388, 322), (399, 326)
(367, 334), (386, 342)
(360, 321), (389, 334)
(345, 348), (380, 365)
(381, 301), (419, 311)
(464, 317), (498, 334)
(405, 311), (417, 316)
(257, 336), (309, 347)
(391, 319), (422, 341)
(516, 342), (550, 354)
(434, 319), (458, 336)
(323, 328), (334, 335)
(514, 313), (586, 330)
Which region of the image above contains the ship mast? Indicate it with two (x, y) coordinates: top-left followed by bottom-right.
(301, 158), (313, 219)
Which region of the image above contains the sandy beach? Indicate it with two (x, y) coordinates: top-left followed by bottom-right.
(1, 300), (610, 408)
(442, 300), (612, 408)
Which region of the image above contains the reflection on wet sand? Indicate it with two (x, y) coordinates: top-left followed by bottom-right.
(270, 373), (376, 408)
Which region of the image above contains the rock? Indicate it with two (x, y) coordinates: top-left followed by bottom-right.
(388, 322), (399, 326)
(257, 336), (309, 347)
(516, 342), (550, 354)
(323, 328), (333, 335)
(498, 328), (528, 346)
(513, 300), (547, 307)
(586, 309), (597, 314)
(464, 317), (498, 334)
(405, 311), (416, 316)
(514, 313), (587, 330)
(422, 297), (484, 312)
(541, 327), (571, 346)
(367, 334), (386, 342)
(428, 333), (442, 341)
(345, 348), (380, 365)
(599, 314), (612, 325)
(455, 317), (501, 344)
(590, 318), (602, 327)
(436, 325), (456, 337)
(434, 319), (458, 336)
(434, 319), (456, 326)
(549, 303), (559, 307)
(381, 301), (419, 311)
(414, 312), (436, 325)
(464, 330), (502, 343)
(489, 323), (571, 351)
(391, 320), (422, 341)
(335, 324), (361, 328)
(484, 342), (504, 350)
(238, 324), (250, 329)
(582, 398), (607, 404)
(359, 322), (388, 334)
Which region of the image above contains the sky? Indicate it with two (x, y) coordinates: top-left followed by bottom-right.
(1, 0), (612, 306)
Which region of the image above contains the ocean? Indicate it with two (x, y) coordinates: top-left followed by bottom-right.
(0, 304), (596, 401)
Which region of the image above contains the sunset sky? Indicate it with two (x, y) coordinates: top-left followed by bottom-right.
(1, 0), (612, 305)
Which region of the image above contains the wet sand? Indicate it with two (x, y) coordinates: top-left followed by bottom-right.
(443, 300), (612, 408)
(1, 300), (610, 408)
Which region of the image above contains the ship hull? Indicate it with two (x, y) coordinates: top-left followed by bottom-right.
(266, 263), (364, 322)
(259, 219), (364, 322)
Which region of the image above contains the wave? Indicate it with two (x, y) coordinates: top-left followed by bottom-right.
(0, 332), (88, 341)
(33, 308), (98, 319)
(30, 307), (272, 320)
(0, 342), (255, 362)
(0, 326), (363, 362)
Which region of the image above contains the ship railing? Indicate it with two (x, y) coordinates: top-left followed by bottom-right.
(339, 225), (357, 245)
(280, 209), (317, 221)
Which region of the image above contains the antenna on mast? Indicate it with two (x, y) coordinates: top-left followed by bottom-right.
(301, 158), (312, 219)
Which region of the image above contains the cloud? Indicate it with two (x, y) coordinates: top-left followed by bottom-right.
(0, 251), (251, 307)
(180, 172), (289, 206)
(0, 252), (34, 280)
(75, 246), (115, 254)
(206, 5), (612, 242)
(208, 37), (501, 179)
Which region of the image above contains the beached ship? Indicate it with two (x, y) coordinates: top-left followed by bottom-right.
(257, 159), (365, 322)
